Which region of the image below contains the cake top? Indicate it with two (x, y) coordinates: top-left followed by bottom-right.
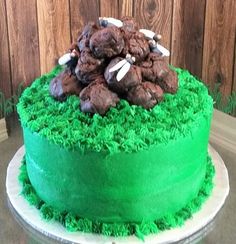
(17, 67), (213, 153)
(49, 16), (178, 115)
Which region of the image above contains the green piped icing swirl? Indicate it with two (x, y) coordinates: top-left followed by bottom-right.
(17, 66), (213, 154)
(19, 156), (215, 240)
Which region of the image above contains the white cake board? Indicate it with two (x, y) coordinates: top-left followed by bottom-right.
(6, 145), (229, 244)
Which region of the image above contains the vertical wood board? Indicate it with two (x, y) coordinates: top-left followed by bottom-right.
(202, 0), (236, 95)
(171, 0), (206, 78)
(70, 0), (100, 43)
(37, 0), (71, 74)
(0, 0), (12, 98)
(6, 0), (40, 91)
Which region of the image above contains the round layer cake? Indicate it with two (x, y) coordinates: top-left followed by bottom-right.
(17, 66), (213, 226)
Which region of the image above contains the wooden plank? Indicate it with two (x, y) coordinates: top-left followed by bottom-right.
(133, 0), (173, 61)
(202, 0), (236, 96)
(0, 0), (11, 98)
(6, 0), (40, 92)
(37, 0), (71, 74)
(171, 0), (206, 78)
(210, 109), (236, 153)
(0, 118), (8, 142)
(119, 0), (133, 18)
(70, 0), (100, 43)
(233, 39), (236, 93)
(100, 0), (119, 18)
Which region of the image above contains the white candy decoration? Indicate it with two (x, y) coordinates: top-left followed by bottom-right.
(140, 28), (169, 57)
(58, 53), (72, 65)
(109, 59), (127, 73)
(99, 17), (123, 28)
(139, 29), (156, 39)
(109, 54), (135, 82)
(155, 43), (170, 57)
(116, 62), (131, 81)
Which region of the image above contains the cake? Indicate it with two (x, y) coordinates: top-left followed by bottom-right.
(17, 17), (214, 239)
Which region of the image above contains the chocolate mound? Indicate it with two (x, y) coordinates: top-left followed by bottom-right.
(140, 53), (169, 82)
(80, 77), (120, 115)
(89, 26), (125, 58)
(104, 57), (142, 94)
(75, 48), (104, 85)
(122, 31), (150, 62)
(50, 69), (83, 101)
(127, 82), (163, 109)
(52, 16), (179, 115)
(158, 69), (178, 94)
(77, 22), (99, 51)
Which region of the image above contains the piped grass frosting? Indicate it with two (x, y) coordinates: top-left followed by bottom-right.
(17, 66), (213, 154)
(19, 155), (215, 240)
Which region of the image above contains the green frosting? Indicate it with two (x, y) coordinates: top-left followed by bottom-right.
(23, 113), (210, 222)
(17, 66), (213, 154)
(17, 67), (214, 239)
(19, 155), (215, 239)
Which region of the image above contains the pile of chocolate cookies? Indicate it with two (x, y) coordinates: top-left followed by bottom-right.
(50, 17), (178, 115)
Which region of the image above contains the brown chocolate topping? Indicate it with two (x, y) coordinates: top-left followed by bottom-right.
(51, 16), (179, 115)
(127, 82), (163, 109)
(140, 53), (169, 82)
(75, 48), (104, 85)
(77, 22), (99, 52)
(104, 57), (142, 94)
(89, 26), (125, 58)
(49, 69), (83, 101)
(80, 77), (120, 115)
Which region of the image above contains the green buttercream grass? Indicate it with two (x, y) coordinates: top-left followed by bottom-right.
(19, 155), (215, 240)
(17, 66), (213, 153)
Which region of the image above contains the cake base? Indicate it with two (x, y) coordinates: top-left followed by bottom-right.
(6, 145), (229, 244)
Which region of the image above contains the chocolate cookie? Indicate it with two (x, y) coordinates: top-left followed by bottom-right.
(104, 57), (142, 94)
(89, 26), (125, 58)
(80, 77), (120, 115)
(122, 31), (150, 63)
(140, 53), (169, 82)
(127, 81), (164, 109)
(158, 69), (178, 94)
(77, 22), (99, 51)
(75, 48), (105, 85)
(49, 69), (83, 101)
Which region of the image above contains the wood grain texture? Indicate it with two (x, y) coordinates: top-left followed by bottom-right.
(233, 38), (236, 92)
(6, 0), (40, 91)
(37, 0), (71, 74)
(202, 0), (236, 95)
(119, 0), (133, 17)
(133, 0), (173, 62)
(0, 0), (11, 98)
(100, 0), (119, 18)
(171, 0), (206, 78)
(70, 0), (100, 42)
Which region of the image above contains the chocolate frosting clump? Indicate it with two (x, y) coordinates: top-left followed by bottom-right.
(104, 57), (142, 94)
(140, 53), (169, 82)
(122, 31), (150, 62)
(75, 48), (104, 85)
(80, 77), (120, 115)
(77, 22), (99, 51)
(50, 69), (83, 101)
(89, 26), (125, 58)
(127, 82), (163, 109)
(158, 69), (178, 94)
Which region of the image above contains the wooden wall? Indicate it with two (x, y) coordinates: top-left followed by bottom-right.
(0, 0), (236, 98)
